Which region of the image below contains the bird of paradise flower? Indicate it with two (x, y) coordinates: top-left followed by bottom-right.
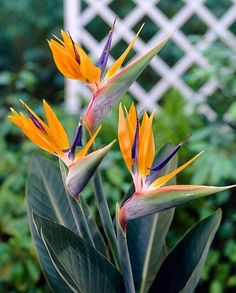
(9, 100), (114, 197)
(48, 20), (169, 132)
(118, 104), (235, 231)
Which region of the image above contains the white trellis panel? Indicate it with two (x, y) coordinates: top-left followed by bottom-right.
(64, 0), (236, 119)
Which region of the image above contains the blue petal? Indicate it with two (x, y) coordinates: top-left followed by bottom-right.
(131, 116), (140, 173)
(26, 109), (47, 133)
(69, 32), (81, 64)
(131, 119), (139, 160)
(96, 18), (116, 75)
(145, 133), (192, 185)
(64, 123), (83, 161)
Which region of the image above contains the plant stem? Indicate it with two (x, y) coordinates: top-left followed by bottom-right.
(59, 159), (95, 247)
(69, 195), (95, 247)
(92, 171), (120, 269)
(116, 205), (135, 293)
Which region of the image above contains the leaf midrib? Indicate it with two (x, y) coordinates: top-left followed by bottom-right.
(140, 214), (159, 293)
(179, 213), (221, 292)
(41, 228), (82, 293)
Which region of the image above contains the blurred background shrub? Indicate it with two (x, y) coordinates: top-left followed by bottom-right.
(0, 0), (236, 292)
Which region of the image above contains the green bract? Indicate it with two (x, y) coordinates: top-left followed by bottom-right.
(66, 141), (115, 198)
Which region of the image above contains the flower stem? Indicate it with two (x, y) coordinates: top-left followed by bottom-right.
(116, 204), (135, 293)
(92, 172), (120, 269)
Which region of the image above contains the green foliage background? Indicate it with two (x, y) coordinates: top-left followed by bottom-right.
(0, 0), (236, 292)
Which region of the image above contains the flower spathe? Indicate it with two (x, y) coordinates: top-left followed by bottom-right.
(8, 100), (113, 197)
(118, 104), (236, 231)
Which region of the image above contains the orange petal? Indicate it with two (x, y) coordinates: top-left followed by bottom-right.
(126, 103), (137, 130)
(149, 151), (204, 189)
(105, 24), (144, 79)
(43, 100), (69, 150)
(48, 40), (84, 80)
(138, 111), (155, 176)
(59, 31), (101, 83)
(10, 112), (55, 153)
(118, 104), (134, 171)
(9, 102), (68, 156)
(75, 125), (101, 161)
(19, 100), (49, 131)
(74, 43), (101, 84)
(61, 30), (77, 56)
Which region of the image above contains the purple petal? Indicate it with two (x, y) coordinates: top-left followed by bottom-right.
(131, 119), (139, 159)
(64, 123), (83, 161)
(69, 32), (81, 65)
(96, 18), (116, 75)
(131, 117), (139, 173)
(145, 133), (192, 185)
(26, 110), (47, 134)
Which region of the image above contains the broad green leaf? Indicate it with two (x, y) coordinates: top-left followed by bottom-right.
(85, 35), (170, 130)
(150, 209), (222, 293)
(66, 141), (115, 198)
(26, 155), (77, 292)
(33, 213), (125, 293)
(32, 213), (81, 293)
(127, 145), (177, 293)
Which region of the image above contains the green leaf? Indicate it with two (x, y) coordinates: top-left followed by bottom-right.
(149, 209), (222, 293)
(85, 35), (170, 130)
(66, 141), (115, 198)
(127, 210), (175, 293)
(33, 213), (125, 293)
(127, 145), (177, 293)
(26, 155), (77, 292)
(32, 213), (81, 292)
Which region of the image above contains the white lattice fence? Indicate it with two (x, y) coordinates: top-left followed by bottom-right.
(64, 0), (236, 119)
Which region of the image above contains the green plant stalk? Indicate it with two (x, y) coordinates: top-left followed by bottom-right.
(92, 172), (120, 269)
(59, 160), (95, 247)
(116, 204), (135, 293)
(68, 195), (95, 248)
(83, 123), (120, 268)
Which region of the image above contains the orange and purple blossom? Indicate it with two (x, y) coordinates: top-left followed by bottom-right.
(48, 21), (169, 132)
(8, 100), (114, 197)
(118, 104), (235, 231)
(48, 20), (142, 93)
(8, 100), (100, 168)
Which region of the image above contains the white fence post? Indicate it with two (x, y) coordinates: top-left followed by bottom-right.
(64, 0), (81, 114)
